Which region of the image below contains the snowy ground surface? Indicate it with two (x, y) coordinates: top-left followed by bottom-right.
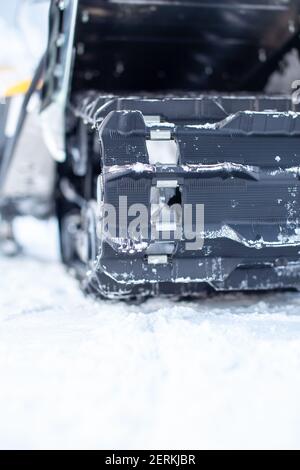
(1, 218), (300, 449)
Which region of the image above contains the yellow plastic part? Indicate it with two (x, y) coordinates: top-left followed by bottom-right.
(4, 79), (32, 97)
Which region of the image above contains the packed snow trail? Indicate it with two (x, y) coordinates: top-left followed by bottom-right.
(2, 3), (300, 450)
(1, 218), (300, 449)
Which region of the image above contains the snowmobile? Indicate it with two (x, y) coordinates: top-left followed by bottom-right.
(2, 0), (300, 300)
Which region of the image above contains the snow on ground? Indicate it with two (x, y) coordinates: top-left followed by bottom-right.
(1, 218), (300, 449)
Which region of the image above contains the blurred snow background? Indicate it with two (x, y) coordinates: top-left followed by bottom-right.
(0, 0), (48, 95)
(2, 1), (300, 451)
